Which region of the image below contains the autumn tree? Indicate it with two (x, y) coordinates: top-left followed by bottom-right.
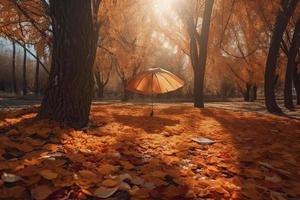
(264, 0), (299, 113)
(177, 0), (214, 107)
(284, 17), (300, 109)
(100, 0), (154, 101)
(0, 0), (50, 94)
(214, 0), (268, 102)
(93, 48), (114, 98)
(38, 0), (101, 128)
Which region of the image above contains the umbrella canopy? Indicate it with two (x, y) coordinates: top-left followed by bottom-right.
(126, 68), (184, 95)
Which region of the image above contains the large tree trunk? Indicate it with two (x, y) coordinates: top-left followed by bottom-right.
(194, 0), (214, 108)
(264, 0), (298, 113)
(22, 45), (27, 96)
(11, 41), (17, 93)
(38, 0), (100, 128)
(284, 18), (300, 109)
(34, 56), (40, 94)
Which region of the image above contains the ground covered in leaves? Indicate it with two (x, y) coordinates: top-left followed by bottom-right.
(0, 103), (299, 200)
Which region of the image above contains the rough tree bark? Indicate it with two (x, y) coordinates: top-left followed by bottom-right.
(264, 0), (298, 113)
(22, 45), (27, 96)
(191, 0), (214, 108)
(38, 0), (100, 128)
(11, 41), (17, 93)
(34, 56), (40, 94)
(284, 17), (300, 109)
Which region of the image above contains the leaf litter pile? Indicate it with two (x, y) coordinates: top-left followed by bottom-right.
(0, 104), (299, 200)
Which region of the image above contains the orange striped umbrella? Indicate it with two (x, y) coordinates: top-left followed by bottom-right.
(126, 68), (184, 115)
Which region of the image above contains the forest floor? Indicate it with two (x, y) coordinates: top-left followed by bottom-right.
(0, 103), (299, 199)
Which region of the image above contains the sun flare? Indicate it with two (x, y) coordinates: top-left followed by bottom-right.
(153, 0), (177, 14)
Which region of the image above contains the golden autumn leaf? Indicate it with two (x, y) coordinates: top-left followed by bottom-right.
(39, 169), (58, 180)
(102, 179), (119, 187)
(78, 170), (97, 179)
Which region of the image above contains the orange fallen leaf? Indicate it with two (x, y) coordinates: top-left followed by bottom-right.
(97, 163), (116, 175)
(78, 170), (97, 179)
(39, 169), (58, 180)
(265, 175), (282, 183)
(6, 129), (20, 136)
(120, 160), (134, 170)
(0, 186), (26, 199)
(31, 185), (54, 200)
(16, 142), (33, 152)
(94, 186), (119, 198)
(102, 179), (119, 187)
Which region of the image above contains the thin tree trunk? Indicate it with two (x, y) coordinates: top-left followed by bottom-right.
(249, 84), (257, 102)
(38, 0), (100, 128)
(194, 0), (214, 108)
(284, 18), (300, 109)
(243, 83), (251, 101)
(11, 41), (17, 93)
(94, 71), (104, 98)
(122, 80), (129, 101)
(34, 56), (40, 94)
(253, 85), (257, 100)
(264, 0), (298, 113)
(22, 45), (27, 96)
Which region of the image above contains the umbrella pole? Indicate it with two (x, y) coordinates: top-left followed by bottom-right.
(150, 74), (154, 117)
(151, 93), (154, 116)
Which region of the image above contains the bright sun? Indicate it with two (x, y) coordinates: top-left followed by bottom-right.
(153, 0), (176, 14)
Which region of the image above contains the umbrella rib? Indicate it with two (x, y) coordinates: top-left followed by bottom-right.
(159, 73), (176, 90)
(135, 73), (151, 92)
(154, 73), (162, 93)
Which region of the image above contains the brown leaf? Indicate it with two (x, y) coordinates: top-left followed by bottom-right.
(97, 163), (117, 175)
(0, 186), (26, 199)
(102, 179), (119, 187)
(31, 185), (54, 200)
(39, 169), (58, 180)
(94, 186), (119, 198)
